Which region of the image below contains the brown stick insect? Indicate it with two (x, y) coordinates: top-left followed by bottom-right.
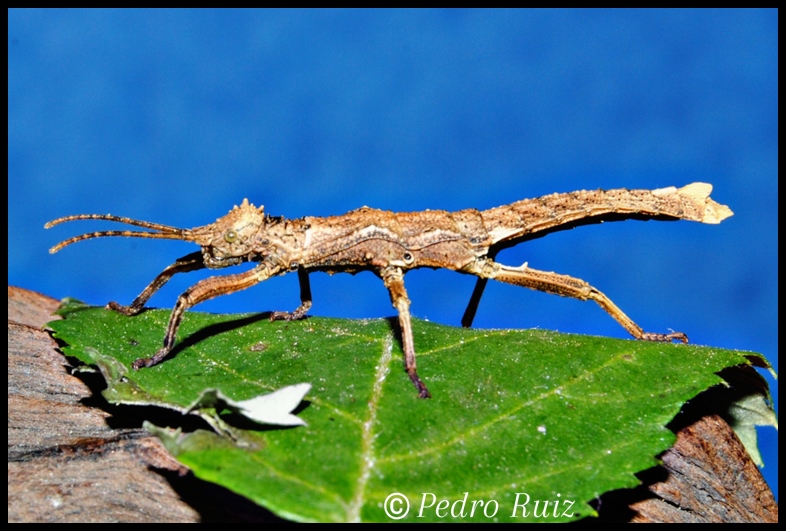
(46, 183), (732, 398)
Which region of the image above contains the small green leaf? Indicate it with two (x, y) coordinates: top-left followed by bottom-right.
(48, 304), (773, 522)
(726, 393), (778, 467)
(53, 296), (92, 316)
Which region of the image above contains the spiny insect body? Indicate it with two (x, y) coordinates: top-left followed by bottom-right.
(46, 183), (733, 398)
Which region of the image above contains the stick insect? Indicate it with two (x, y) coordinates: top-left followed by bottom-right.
(46, 183), (732, 398)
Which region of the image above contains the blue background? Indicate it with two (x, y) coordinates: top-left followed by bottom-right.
(8, 9), (777, 501)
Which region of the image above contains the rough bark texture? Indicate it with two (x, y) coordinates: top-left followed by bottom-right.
(7, 286), (777, 522)
(629, 415), (778, 522)
(7, 286), (282, 523)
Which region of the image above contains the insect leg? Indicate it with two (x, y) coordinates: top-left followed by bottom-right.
(465, 258), (688, 343)
(269, 268), (313, 322)
(107, 251), (206, 315)
(132, 262), (281, 369)
(380, 266), (431, 398)
(461, 278), (488, 328)
(461, 249), (499, 328)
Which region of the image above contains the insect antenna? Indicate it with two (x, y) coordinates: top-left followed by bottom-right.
(45, 214), (191, 254)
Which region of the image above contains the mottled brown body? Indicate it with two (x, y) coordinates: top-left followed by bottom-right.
(46, 183), (732, 398)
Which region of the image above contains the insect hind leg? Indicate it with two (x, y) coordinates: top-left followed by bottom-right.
(461, 277), (488, 328)
(461, 249), (500, 328)
(464, 257), (688, 343)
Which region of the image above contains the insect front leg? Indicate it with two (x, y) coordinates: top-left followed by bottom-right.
(465, 258), (688, 343)
(107, 251), (206, 316)
(380, 266), (431, 399)
(269, 268), (313, 322)
(132, 262), (280, 370)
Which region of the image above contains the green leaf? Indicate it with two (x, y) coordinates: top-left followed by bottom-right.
(48, 303), (772, 522)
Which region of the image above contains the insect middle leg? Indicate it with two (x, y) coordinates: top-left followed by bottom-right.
(269, 268), (313, 322)
(380, 266), (431, 398)
(464, 258), (688, 343)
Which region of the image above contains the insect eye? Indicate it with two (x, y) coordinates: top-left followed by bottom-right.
(224, 230), (238, 243)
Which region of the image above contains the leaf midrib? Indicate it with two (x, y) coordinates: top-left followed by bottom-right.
(348, 331), (396, 521)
